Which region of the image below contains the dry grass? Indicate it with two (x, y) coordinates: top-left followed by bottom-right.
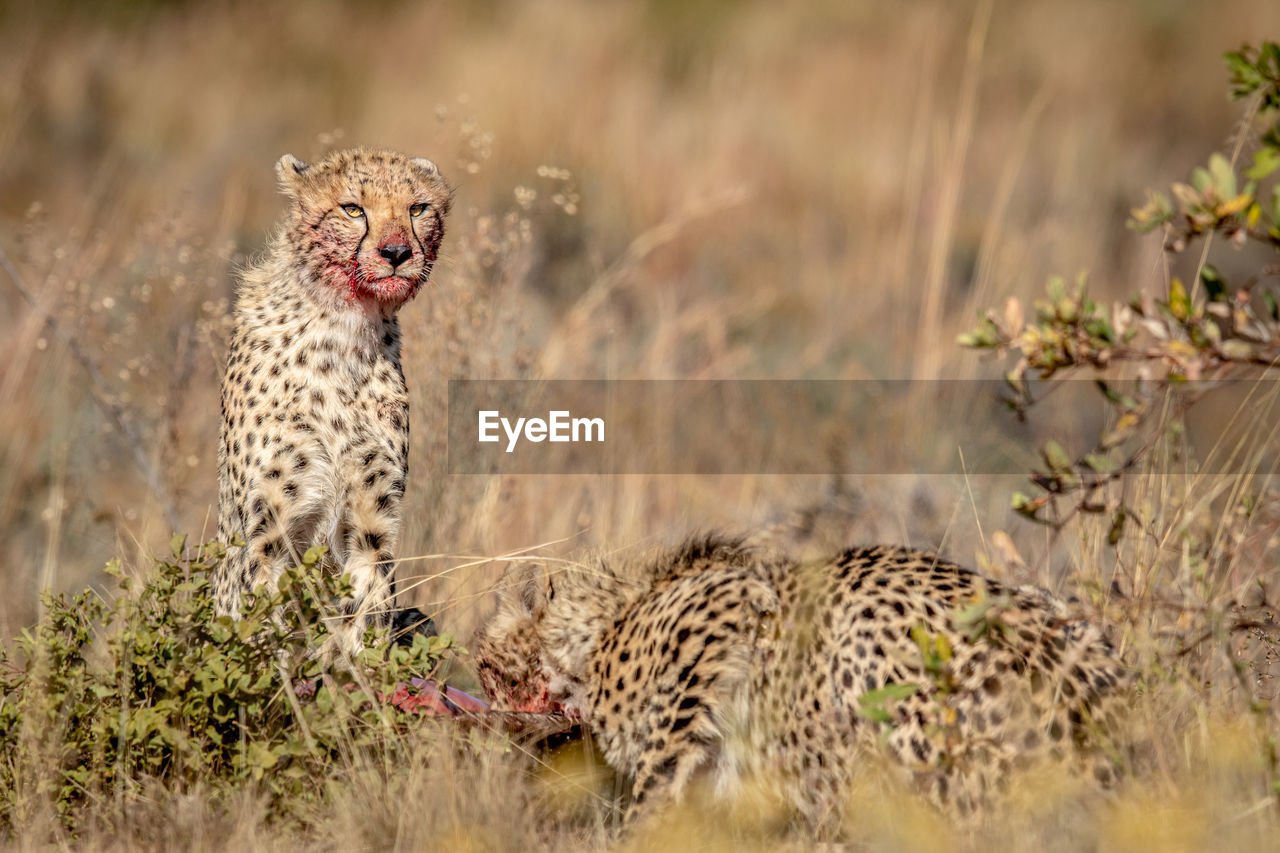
(3, 0), (1280, 848)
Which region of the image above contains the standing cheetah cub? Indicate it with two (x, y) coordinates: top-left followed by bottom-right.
(214, 147), (452, 653)
(475, 536), (1129, 835)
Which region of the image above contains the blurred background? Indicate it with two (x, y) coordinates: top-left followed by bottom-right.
(1, 0), (1277, 640)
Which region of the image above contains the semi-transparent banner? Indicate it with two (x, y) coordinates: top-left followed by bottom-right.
(446, 379), (1280, 475)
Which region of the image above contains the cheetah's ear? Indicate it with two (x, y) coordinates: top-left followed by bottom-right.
(275, 153), (310, 197)
(494, 565), (545, 618)
(519, 570), (547, 616)
(409, 157), (440, 177)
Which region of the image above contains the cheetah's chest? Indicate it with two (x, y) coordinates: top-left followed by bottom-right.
(225, 312), (411, 530)
(270, 323), (408, 451)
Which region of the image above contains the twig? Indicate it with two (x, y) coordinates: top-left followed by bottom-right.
(0, 245), (181, 532)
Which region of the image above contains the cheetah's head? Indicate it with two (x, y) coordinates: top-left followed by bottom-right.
(276, 147), (454, 310)
(473, 565), (611, 720)
(473, 575), (551, 713)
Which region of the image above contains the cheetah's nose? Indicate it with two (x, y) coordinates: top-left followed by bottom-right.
(379, 244), (412, 268)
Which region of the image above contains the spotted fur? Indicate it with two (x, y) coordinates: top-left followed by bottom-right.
(214, 147), (453, 653)
(474, 535), (1129, 835)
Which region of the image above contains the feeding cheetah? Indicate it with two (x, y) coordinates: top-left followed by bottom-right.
(474, 535), (1129, 835)
(214, 147), (453, 653)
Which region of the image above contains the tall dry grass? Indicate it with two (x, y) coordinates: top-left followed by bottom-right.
(2, 0), (1280, 848)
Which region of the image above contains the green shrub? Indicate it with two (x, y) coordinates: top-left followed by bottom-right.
(960, 41), (1280, 543)
(0, 536), (457, 835)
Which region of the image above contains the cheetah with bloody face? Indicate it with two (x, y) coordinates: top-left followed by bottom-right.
(214, 147), (452, 653)
(474, 535), (1129, 835)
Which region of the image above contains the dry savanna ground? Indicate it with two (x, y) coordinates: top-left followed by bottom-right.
(2, 0), (1280, 848)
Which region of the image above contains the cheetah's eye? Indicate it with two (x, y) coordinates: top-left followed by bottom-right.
(409, 203), (428, 218)
(341, 204), (364, 218)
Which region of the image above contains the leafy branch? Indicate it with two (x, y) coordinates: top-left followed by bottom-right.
(960, 42), (1280, 543)
(1130, 42), (1280, 252)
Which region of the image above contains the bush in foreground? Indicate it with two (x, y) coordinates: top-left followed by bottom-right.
(0, 536), (457, 837)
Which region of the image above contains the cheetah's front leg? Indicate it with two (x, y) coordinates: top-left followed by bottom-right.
(622, 693), (722, 831)
(329, 459), (403, 652)
(237, 483), (313, 602)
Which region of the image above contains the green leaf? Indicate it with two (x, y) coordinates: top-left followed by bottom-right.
(1168, 277), (1191, 320)
(861, 683), (919, 703)
(956, 316), (1001, 349)
(170, 534), (187, 559)
(1224, 50), (1262, 97)
(1263, 42), (1280, 74)
(1094, 380), (1140, 411)
(315, 686), (334, 714)
(1222, 340), (1256, 360)
(246, 740), (278, 781)
(1042, 440), (1073, 474)
(1083, 452), (1115, 474)
(1128, 191), (1174, 232)
(1011, 491), (1047, 520)
(854, 683), (920, 723)
(1208, 152), (1237, 198)
(1084, 316), (1117, 343)
(1247, 146), (1280, 181)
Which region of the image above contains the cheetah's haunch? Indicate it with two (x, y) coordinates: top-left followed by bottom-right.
(214, 147), (453, 654)
(474, 536), (1130, 834)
